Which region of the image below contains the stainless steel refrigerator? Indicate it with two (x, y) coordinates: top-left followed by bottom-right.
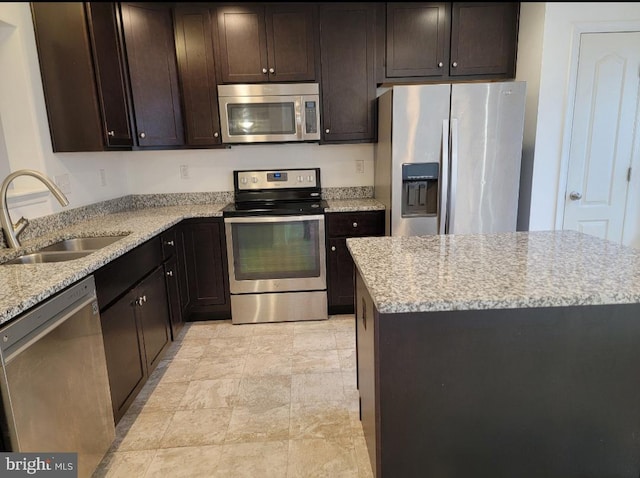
(374, 82), (526, 236)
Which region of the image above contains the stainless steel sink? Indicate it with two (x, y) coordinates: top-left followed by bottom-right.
(3, 251), (93, 265)
(38, 235), (128, 252)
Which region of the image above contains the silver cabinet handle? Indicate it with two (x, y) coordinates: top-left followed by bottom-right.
(262, 68), (268, 74)
(438, 62), (443, 68)
(325, 129), (330, 134)
(139, 132), (146, 139)
(166, 270), (174, 277)
(331, 246), (336, 252)
(269, 67), (275, 74)
(352, 222), (358, 228)
(107, 130), (115, 137)
(452, 61), (458, 68)
(165, 240), (174, 246)
(569, 191), (582, 201)
(214, 132), (219, 138)
(142, 295), (147, 303)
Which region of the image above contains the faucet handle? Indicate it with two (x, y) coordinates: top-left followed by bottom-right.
(14, 217), (28, 237)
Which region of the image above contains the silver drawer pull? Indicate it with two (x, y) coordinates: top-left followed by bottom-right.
(331, 246), (336, 252)
(352, 222), (358, 228)
(166, 270), (174, 277)
(165, 240), (175, 246)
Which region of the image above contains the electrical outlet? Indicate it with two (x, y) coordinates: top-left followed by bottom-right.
(355, 159), (365, 174)
(180, 165), (189, 180)
(98, 169), (107, 187)
(54, 174), (71, 194)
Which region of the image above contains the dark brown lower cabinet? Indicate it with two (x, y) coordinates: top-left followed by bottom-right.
(326, 210), (385, 314)
(100, 266), (170, 423)
(137, 267), (172, 372)
(95, 236), (172, 423)
(164, 255), (184, 340)
(355, 269), (640, 478)
(181, 218), (231, 320)
(99, 288), (146, 423)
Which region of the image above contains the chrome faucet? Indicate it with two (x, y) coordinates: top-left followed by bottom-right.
(0, 169), (69, 248)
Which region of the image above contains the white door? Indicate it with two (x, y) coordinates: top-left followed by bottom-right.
(563, 32), (640, 243)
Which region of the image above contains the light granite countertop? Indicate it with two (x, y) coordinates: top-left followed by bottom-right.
(0, 204), (226, 325)
(324, 198), (385, 213)
(0, 198), (385, 325)
(347, 230), (640, 314)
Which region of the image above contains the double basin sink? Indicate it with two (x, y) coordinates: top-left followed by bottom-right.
(3, 235), (129, 265)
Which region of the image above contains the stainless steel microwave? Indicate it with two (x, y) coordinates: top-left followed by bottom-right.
(217, 83), (320, 144)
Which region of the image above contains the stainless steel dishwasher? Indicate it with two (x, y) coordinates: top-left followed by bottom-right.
(0, 276), (115, 478)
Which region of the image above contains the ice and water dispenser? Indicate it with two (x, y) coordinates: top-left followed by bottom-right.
(401, 162), (439, 217)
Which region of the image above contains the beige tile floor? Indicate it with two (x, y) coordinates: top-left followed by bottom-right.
(94, 315), (374, 478)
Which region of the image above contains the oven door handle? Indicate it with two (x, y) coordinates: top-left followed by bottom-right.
(224, 214), (325, 224)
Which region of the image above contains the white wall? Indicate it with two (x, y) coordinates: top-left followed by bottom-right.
(0, 2), (373, 221)
(526, 2), (640, 235)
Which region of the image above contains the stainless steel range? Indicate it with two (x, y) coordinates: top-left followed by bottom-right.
(222, 168), (328, 324)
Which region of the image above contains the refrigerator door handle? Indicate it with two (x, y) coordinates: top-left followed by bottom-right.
(449, 118), (459, 234)
(439, 119), (450, 235)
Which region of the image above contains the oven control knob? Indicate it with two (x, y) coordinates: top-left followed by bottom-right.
(252, 177), (258, 183)
(240, 177), (248, 184)
(307, 175), (313, 182)
(297, 175), (303, 182)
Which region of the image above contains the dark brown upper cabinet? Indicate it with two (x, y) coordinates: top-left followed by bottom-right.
(120, 2), (184, 147)
(449, 2), (519, 77)
(319, 3), (377, 143)
(174, 5), (222, 146)
(385, 3), (449, 79)
(214, 3), (317, 83)
(383, 2), (519, 83)
(86, 3), (134, 148)
(31, 2), (132, 152)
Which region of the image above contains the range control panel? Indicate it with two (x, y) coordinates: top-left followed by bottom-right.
(235, 169), (320, 190)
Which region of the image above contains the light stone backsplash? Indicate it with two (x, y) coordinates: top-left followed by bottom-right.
(1, 187), (374, 248)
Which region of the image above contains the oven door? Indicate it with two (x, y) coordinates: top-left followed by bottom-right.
(225, 214), (326, 294)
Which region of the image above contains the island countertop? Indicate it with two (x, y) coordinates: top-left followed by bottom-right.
(346, 230), (640, 314)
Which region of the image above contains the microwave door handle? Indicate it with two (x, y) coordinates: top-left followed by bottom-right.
(295, 97), (303, 140)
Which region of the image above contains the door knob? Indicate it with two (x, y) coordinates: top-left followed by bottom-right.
(262, 68), (268, 74)
(569, 191), (582, 201)
(452, 61), (458, 68)
(437, 62), (443, 68)
(325, 129), (330, 134)
(166, 270), (174, 277)
(139, 132), (146, 139)
(107, 130), (115, 137)
(269, 68), (275, 74)
(331, 246), (336, 251)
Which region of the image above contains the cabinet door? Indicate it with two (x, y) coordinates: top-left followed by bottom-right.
(319, 3), (377, 143)
(355, 270), (378, 477)
(450, 2), (519, 77)
(100, 289), (146, 423)
(266, 4), (316, 82)
(86, 2), (133, 148)
(183, 220), (229, 307)
(215, 5), (269, 83)
(174, 5), (222, 146)
(120, 2), (184, 146)
(30, 3), (104, 152)
(137, 266), (171, 374)
(176, 225), (191, 318)
(164, 255), (184, 341)
(327, 238), (356, 313)
(386, 3), (449, 78)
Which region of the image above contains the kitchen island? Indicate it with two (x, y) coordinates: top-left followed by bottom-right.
(347, 231), (640, 478)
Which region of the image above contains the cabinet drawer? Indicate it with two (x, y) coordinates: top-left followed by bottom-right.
(326, 211), (384, 237)
(95, 236), (163, 311)
(160, 227), (177, 260)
